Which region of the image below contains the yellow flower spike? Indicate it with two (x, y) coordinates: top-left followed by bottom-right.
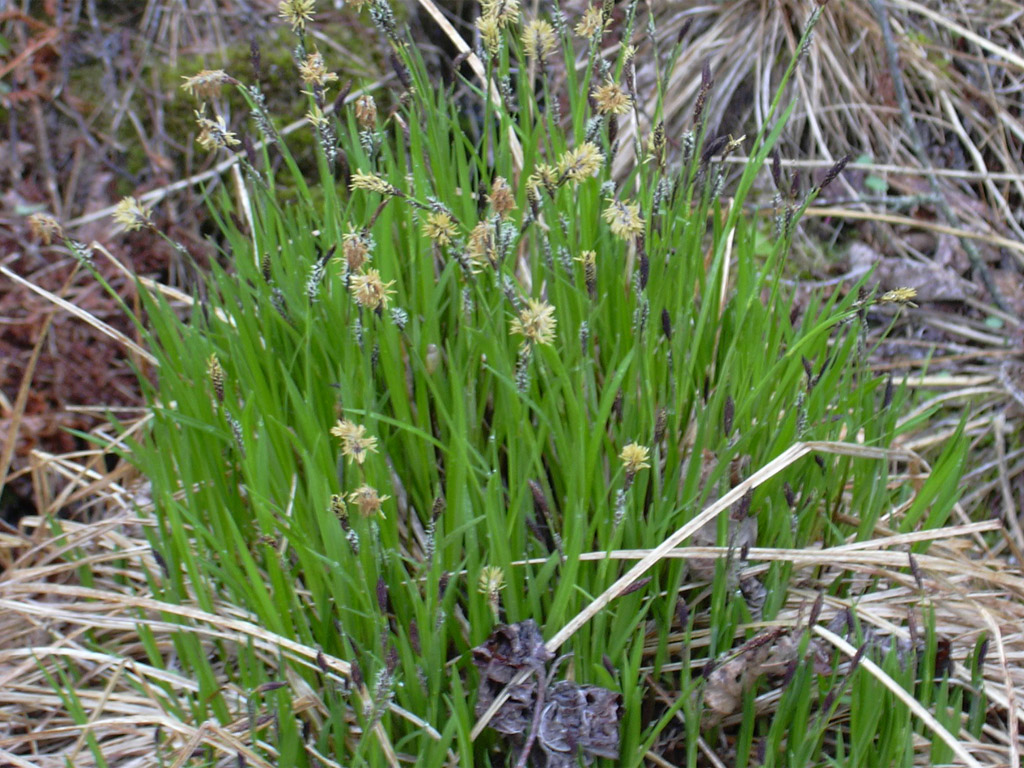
(619, 442), (651, 474)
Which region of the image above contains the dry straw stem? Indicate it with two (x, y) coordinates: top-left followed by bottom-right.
(0, 516), (442, 768)
(410, 0), (524, 175)
(814, 625), (982, 768)
(473, 440), (916, 739)
(0, 265), (156, 366)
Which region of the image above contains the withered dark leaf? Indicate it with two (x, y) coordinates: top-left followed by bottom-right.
(472, 620), (553, 735)
(472, 622), (622, 763)
(538, 681), (622, 764)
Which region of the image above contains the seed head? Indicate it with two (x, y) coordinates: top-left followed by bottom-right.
(557, 142), (604, 183)
(342, 226), (374, 271)
(354, 94), (377, 129)
(112, 196), (154, 232)
(603, 198), (644, 240)
(330, 493), (347, 518)
(422, 211), (457, 246)
(349, 268), (396, 311)
(350, 171), (398, 196)
(480, 0), (520, 27)
(278, 0), (316, 31)
(527, 163), (559, 196)
(331, 418), (380, 464)
(510, 298), (557, 349)
(619, 442), (651, 474)
(592, 78), (632, 115)
(28, 212), (63, 244)
(576, 249), (597, 296)
(476, 14), (502, 56)
(180, 69), (232, 99)
(878, 287), (918, 307)
(467, 220), (496, 267)
(348, 484), (390, 518)
(298, 51), (338, 87)
(488, 177), (517, 218)
(206, 354), (225, 402)
(478, 565), (505, 598)
(195, 110), (240, 152)
(522, 19), (558, 61)
(575, 4), (606, 38)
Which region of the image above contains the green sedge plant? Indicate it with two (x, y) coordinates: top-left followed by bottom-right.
(100, 0), (974, 765)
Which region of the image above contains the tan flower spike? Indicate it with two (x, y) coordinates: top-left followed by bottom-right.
(879, 287), (918, 307)
(350, 268), (396, 311)
(278, 0), (315, 31)
(522, 19), (557, 61)
(510, 298), (557, 348)
(603, 198), (644, 240)
(331, 419), (379, 464)
(27, 213), (63, 244)
(575, 4), (607, 38)
(342, 226), (373, 271)
(350, 171), (398, 196)
(112, 197), (154, 232)
(195, 110), (240, 152)
(422, 211), (457, 246)
(557, 142), (604, 183)
(480, 0), (520, 27)
(619, 442), (651, 475)
(476, 14), (502, 56)
(593, 79), (632, 115)
(298, 51), (338, 87)
(180, 69), (232, 99)
(488, 177), (517, 218)
(348, 484), (390, 518)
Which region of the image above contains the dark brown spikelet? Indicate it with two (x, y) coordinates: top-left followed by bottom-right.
(638, 239), (649, 290)
(257, 681), (288, 694)
(736, 488), (753, 518)
(693, 59), (713, 126)
(242, 135), (259, 169)
(250, 38), (262, 83)
(661, 309), (672, 340)
(376, 576), (389, 613)
(976, 637), (989, 671)
(723, 394), (734, 436)
(700, 134), (730, 166)
(809, 591), (824, 627)
(676, 17), (693, 44)
(771, 148), (783, 193)
(675, 598), (689, 629)
(602, 654), (616, 677)
(619, 576), (652, 596)
(883, 376), (894, 408)
(409, 620), (421, 655)
(654, 406), (668, 445)
(909, 553), (924, 590)
(612, 389), (623, 422)
(317, 650), (329, 672)
(390, 52), (412, 90)
(333, 79), (354, 116)
(350, 659), (364, 691)
(528, 480), (551, 521)
(152, 548), (170, 577)
(608, 114), (619, 149)
(818, 154), (850, 192)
